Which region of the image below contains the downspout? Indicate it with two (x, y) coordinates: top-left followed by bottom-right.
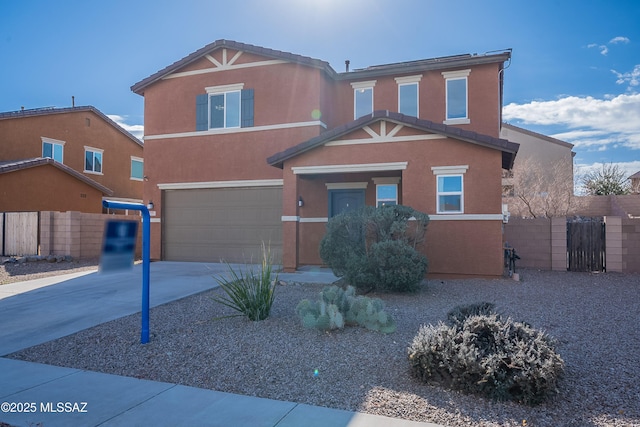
(497, 50), (512, 135)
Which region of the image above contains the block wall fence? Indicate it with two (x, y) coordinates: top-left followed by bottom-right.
(504, 216), (640, 273)
(39, 211), (143, 259)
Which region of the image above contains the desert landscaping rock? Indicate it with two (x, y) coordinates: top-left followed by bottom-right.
(6, 266), (640, 426)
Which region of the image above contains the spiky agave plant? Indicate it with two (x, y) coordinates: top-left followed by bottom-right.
(211, 242), (278, 321)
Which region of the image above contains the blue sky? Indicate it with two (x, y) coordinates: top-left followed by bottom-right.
(2, 0), (639, 180)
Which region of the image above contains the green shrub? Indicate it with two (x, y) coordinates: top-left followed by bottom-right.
(408, 313), (564, 405)
(211, 243), (277, 321)
(369, 240), (427, 292)
(296, 285), (396, 333)
(319, 205), (429, 292)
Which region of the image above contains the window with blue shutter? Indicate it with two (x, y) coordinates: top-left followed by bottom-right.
(196, 88), (254, 130)
(241, 89), (254, 127)
(196, 94), (208, 131)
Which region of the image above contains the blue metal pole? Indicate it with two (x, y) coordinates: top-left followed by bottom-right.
(102, 200), (151, 344)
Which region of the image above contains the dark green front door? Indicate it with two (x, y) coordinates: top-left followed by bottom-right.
(328, 189), (365, 217)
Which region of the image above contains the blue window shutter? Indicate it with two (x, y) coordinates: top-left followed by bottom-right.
(241, 89), (254, 128)
(196, 94), (208, 131)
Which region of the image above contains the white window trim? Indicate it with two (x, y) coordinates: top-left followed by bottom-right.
(442, 69), (470, 124)
(205, 83), (245, 94)
(130, 156), (144, 181)
(432, 165), (468, 214)
(394, 75), (423, 85)
(41, 137), (65, 163)
(350, 80), (377, 90)
(84, 146), (104, 175)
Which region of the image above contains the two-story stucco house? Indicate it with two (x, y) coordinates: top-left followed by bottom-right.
(132, 40), (518, 276)
(0, 106), (144, 213)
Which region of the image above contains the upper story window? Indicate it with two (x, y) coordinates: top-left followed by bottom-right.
(395, 75), (422, 118)
(351, 80), (376, 119)
(442, 69), (470, 125)
(42, 137), (64, 163)
(373, 177), (400, 207)
(131, 156), (144, 181)
(196, 83), (254, 131)
(432, 165), (468, 214)
(84, 146), (103, 174)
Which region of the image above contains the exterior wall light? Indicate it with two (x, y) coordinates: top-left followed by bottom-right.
(146, 201), (154, 210)
(298, 196), (304, 207)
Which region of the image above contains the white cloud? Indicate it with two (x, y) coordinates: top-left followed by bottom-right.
(609, 36), (630, 44)
(107, 114), (144, 140)
(503, 93), (640, 151)
(611, 64), (640, 89)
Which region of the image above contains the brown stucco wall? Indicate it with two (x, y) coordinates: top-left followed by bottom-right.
(0, 109), (143, 201)
(0, 165), (104, 213)
(503, 217), (552, 270)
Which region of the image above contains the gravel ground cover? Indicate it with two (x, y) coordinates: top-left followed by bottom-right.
(7, 268), (640, 427)
(0, 257), (99, 285)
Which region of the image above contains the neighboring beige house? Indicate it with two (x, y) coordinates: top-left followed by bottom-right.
(629, 171), (640, 194)
(500, 123), (575, 218)
(0, 106), (144, 213)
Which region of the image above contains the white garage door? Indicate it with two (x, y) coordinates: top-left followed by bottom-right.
(163, 187), (282, 263)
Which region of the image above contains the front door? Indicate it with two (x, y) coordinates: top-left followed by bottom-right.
(328, 189), (365, 217)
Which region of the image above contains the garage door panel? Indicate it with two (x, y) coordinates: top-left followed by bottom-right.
(163, 187), (283, 263)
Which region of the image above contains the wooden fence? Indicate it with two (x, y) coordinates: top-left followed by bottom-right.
(1, 212), (39, 256)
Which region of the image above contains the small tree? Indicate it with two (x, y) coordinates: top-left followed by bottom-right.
(581, 163), (630, 196)
(319, 205), (429, 292)
(505, 157), (580, 218)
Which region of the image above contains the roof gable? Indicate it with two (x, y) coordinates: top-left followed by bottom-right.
(0, 106), (143, 148)
(131, 39), (335, 95)
(267, 111), (519, 170)
(0, 157), (114, 195)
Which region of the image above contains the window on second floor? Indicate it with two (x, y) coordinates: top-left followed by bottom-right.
(131, 157), (144, 181)
(351, 80), (376, 119)
(84, 147), (103, 174)
(42, 137), (64, 163)
(395, 75), (422, 118)
(196, 83), (254, 131)
(442, 69), (470, 124)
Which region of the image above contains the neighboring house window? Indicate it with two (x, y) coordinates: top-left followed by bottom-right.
(351, 80), (376, 119)
(84, 147), (103, 174)
(196, 83), (254, 131)
(442, 69), (470, 124)
(432, 166), (468, 214)
(373, 177), (401, 207)
(131, 156), (144, 181)
(395, 75), (422, 117)
(42, 137), (65, 163)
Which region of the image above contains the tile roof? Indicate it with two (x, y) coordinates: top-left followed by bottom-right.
(267, 110), (519, 170)
(0, 106), (143, 147)
(131, 39), (511, 95)
(0, 157), (114, 195)
(501, 123), (574, 150)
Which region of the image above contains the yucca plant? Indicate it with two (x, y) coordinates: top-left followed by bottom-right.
(212, 243), (278, 321)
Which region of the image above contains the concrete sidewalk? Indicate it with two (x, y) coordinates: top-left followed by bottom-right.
(0, 262), (444, 427)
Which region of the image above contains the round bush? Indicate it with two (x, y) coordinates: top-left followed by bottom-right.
(408, 314), (564, 405)
(369, 240), (427, 292)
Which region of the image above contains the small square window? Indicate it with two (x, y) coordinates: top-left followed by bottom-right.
(42, 140), (64, 163)
(131, 158), (144, 180)
(84, 149), (103, 173)
(376, 184), (398, 207)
